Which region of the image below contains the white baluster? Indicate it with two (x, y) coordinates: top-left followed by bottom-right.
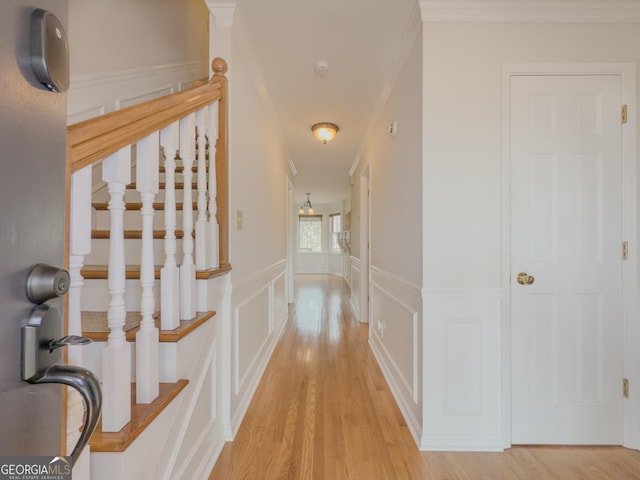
(67, 165), (92, 453)
(195, 107), (208, 271)
(136, 132), (160, 403)
(160, 123), (180, 330)
(179, 113), (196, 320)
(208, 101), (220, 269)
(101, 147), (132, 432)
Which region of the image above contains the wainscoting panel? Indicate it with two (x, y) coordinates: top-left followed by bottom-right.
(421, 289), (504, 451)
(230, 260), (288, 435)
(350, 256), (361, 322)
(294, 253), (328, 273)
(116, 85), (175, 110)
(368, 266), (422, 445)
(67, 60), (208, 125)
(233, 285), (270, 395)
(272, 271), (287, 333)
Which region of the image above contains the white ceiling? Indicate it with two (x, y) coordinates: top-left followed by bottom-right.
(232, 0), (420, 205)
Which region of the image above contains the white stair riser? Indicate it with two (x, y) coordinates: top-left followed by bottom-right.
(78, 320), (212, 385)
(81, 278), (161, 311)
(93, 209), (189, 230)
(126, 189), (199, 203)
(86, 238), (187, 265)
(93, 186), (202, 204)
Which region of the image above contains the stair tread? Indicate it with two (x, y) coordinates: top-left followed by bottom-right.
(91, 229), (186, 239)
(159, 165), (198, 173)
(82, 310), (216, 342)
(129, 182), (198, 190)
(89, 379), (189, 452)
(92, 202), (198, 211)
(82, 263), (231, 280)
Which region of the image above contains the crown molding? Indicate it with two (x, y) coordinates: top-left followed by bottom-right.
(205, 1), (236, 28)
(419, 0), (640, 23)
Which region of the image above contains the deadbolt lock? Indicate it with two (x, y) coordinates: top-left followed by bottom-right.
(516, 272), (535, 285)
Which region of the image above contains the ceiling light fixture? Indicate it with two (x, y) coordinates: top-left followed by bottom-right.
(299, 192), (315, 215)
(311, 122), (339, 144)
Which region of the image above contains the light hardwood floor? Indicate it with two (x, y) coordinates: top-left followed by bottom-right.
(209, 274), (640, 479)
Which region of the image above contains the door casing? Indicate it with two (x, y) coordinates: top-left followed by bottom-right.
(500, 63), (638, 449)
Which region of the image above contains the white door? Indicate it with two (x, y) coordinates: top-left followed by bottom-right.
(511, 75), (624, 444)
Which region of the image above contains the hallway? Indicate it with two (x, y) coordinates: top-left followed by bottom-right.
(209, 275), (640, 479)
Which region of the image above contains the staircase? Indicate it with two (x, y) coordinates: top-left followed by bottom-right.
(66, 59), (231, 480)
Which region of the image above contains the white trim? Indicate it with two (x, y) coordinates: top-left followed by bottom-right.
(371, 265), (422, 293)
(206, 1), (236, 28)
(69, 60), (208, 90)
(349, 256), (361, 322)
(231, 258), (286, 291)
(370, 280), (419, 403)
(500, 62), (638, 449)
(419, 0), (640, 23)
(423, 287), (502, 297)
(116, 85), (174, 110)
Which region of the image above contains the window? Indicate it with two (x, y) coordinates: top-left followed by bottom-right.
(330, 213), (342, 253)
(298, 215), (322, 252)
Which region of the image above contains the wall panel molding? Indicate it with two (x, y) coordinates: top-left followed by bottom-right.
(369, 265), (423, 446)
(229, 259), (288, 435)
(67, 60), (209, 125)
(349, 256), (361, 322)
(422, 289), (504, 451)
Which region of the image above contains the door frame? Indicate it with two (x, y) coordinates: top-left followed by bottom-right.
(286, 176), (294, 303)
(360, 166), (371, 324)
(500, 63), (638, 449)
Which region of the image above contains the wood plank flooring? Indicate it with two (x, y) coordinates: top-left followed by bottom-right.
(209, 274), (640, 479)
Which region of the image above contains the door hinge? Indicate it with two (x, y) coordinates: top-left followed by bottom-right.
(623, 378), (630, 398)
(622, 105), (628, 124)
(622, 241), (629, 260)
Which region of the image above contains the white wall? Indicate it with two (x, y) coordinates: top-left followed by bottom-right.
(351, 28), (424, 444)
(67, 0), (209, 123)
(210, 9), (293, 436)
(69, 0), (208, 76)
(421, 15), (640, 450)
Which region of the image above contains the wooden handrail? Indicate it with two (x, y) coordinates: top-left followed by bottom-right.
(67, 57), (230, 269)
(67, 58), (228, 174)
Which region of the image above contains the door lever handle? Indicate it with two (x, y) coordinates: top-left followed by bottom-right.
(21, 303), (102, 465)
(28, 364), (102, 465)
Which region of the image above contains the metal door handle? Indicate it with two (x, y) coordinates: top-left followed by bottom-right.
(21, 303), (102, 465)
(516, 272), (535, 285)
(27, 364), (102, 465)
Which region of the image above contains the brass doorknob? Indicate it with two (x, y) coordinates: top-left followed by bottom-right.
(516, 272), (535, 285)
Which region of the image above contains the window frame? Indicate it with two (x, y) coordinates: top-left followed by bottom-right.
(298, 214), (323, 253)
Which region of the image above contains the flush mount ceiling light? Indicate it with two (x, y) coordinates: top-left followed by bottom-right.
(299, 192), (315, 215)
(311, 122), (339, 144)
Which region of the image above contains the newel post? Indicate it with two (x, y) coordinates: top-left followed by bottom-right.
(212, 57), (229, 269)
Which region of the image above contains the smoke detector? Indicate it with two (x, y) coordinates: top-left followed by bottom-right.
(315, 61), (329, 76)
